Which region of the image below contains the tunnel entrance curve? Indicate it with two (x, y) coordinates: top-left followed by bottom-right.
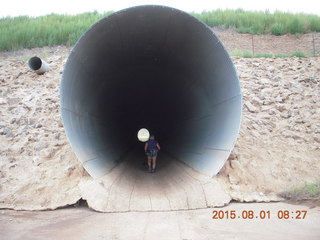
(60, 5), (242, 179)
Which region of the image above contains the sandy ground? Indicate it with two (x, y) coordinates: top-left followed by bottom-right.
(1, 202), (319, 240)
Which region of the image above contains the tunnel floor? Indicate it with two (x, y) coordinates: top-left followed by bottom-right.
(83, 150), (231, 212)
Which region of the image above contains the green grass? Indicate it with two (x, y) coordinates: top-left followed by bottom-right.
(279, 180), (320, 200)
(232, 50), (253, 58)
(254, 53), (274, 58)
(192, 9), (320, 35)
(0, 9), (319, 51)
(232, 50), (307, 58)
(0, 11), (113, 51)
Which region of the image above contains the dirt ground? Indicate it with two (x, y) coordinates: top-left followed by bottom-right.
(1, 202), (319, 240)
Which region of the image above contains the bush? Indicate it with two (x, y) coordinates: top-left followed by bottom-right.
(290, 51), (306, 57)
(255, 53), (274, 58)
(232, 51), (307, 58)
(274, 53), (289, 58)
(309, 17), (320, 31)
(232, 50), (253, 58)
(271, 23), (285, 35)
(279, 180), (320, 200)
(287, 18), (306, 34)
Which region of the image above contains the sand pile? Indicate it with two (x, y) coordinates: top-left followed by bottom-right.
(0, 46), (319, 211)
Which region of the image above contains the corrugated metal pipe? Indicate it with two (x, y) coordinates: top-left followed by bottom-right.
(60, 5), (242, 179)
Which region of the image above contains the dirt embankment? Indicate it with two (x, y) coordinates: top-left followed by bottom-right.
(0, 31), (319, 211)
(218, 56), (320, 201)
(214, 28), (320, 56)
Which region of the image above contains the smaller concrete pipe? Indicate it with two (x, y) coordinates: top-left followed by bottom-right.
(28, 56), (50, 74)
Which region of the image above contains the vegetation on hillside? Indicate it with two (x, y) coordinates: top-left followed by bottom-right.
(193, 9), (320, 35)
(0, 11), (111, 51)
(233, 50), (307, 58)
(0, 9), (319, 51)
(279, 180), (320, 200)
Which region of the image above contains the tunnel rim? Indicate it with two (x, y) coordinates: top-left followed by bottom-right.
(60, 5), (243, 178)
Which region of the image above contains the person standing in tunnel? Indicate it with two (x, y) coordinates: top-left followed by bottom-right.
(144, 135), (160, 173)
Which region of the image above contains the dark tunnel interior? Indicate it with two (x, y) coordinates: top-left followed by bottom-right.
(60, 5), (242, 178)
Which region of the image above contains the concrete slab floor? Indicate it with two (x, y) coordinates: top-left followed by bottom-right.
(1, 202), (319, 240)
(79, 152), (231, 212)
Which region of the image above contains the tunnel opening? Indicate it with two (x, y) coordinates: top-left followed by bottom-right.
(137, 128), (150, 142)
(61, 5), (242, 179)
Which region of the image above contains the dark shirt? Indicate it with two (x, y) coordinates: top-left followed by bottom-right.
(147, 140), (158, 151)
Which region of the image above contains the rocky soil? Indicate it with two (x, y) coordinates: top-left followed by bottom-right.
(0, 31), (319, 211)
(0, 46), (85, 210)
(219, 56), (320, 201)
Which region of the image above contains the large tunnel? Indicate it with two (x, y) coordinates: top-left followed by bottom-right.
(61, 5), (242, 179)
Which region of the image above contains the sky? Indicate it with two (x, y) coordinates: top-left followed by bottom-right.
(1, 0), (320, 17)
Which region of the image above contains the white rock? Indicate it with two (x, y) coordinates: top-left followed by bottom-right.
(245, 102), (257, 113)
(41, 148), (56, 158)
(34, 142), (48, 151)
(53, 133), (60, 140)
(275, 104), (287, 112)
(32, 157), (42, 166)
(10, 118), (17, 124)
(0, 98), (7, 105)
(0, 127), (12, 137)
(16, 125), (28, 136)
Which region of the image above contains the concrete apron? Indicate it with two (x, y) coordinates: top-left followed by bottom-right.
(79, 150), (231, 212)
